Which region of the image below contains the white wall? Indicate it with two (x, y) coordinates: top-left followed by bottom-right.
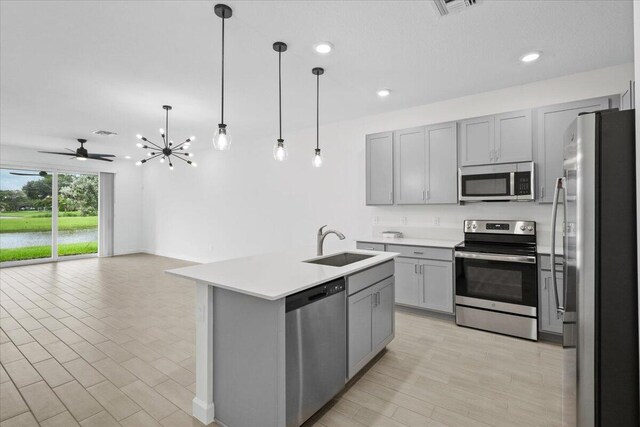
(141, 63), (634, 263)
(0, 145), (144, 255)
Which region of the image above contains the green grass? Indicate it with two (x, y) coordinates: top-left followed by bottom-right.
(0, 216), (97, 233)
(0, 242), (98, 262)
(0, 211), (84, 218)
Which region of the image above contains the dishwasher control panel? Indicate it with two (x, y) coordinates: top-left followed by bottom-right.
(285, 278), (345, 312)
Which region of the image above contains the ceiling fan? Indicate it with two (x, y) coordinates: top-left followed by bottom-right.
(9, 170), (49, 177)
(38, 138), (116, 162)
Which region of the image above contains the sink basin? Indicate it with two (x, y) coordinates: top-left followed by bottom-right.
(304, 252), (375, 267)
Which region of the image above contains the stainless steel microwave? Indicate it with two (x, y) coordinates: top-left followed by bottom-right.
(458, 162), (535, 202)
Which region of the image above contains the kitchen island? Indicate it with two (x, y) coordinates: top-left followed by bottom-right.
(166, 248), (398, 427)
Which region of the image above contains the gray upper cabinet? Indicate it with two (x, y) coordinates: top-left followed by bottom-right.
(394, 127), (426, 204)
(419, 259), (454, 313)
(494, 110), (532, 164)
(425, 122), (458, 204)
(366, 132), (394, 205)
(535, 97), (611, 203)
(458, 115), (494, 166)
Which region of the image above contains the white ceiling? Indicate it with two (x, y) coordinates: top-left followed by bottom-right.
(0, 0), (634, 159)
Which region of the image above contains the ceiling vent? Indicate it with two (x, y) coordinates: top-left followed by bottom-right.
(93, 130), (118, 136)
(432, 0), (481, 17)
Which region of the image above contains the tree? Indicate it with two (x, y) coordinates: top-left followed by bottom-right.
(22, 176), (52, 200)
(0, 190), (30, 211)
(59, 175), (98, 215)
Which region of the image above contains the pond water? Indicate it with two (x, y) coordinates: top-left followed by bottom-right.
(0, 228), (98, 249)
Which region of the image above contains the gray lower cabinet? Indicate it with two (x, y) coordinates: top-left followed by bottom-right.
(366, 132), (394, 205)
(535, 97), (611, 203)
(347, 276), (394, 379)
(419, 260), (454, 313)
(539, 255), (564, 334)
(394, 127), (426, 204)
(393, 255), (454, 314)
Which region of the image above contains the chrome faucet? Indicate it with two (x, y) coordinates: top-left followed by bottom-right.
(317, 225), (345, 256)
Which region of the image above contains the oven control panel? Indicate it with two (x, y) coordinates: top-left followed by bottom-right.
(464, 220), (535, 235)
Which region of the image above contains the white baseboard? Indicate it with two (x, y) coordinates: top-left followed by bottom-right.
(192, 398), (215, 424)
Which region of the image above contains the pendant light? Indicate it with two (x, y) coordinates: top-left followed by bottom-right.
(212, 4), (232, 151)
(135, 105), (196, 170)
(312, 67), (324, 168)
(273, 42), (288, 161)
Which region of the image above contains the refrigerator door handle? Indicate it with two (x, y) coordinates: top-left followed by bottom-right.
(550, 177), (566, 318)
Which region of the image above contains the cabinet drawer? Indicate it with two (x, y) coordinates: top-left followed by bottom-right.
(539, 254), (564, 271)
(386, 244), (452, 262)
(347, 260), (394, 296)
(356, 242), (386, 251)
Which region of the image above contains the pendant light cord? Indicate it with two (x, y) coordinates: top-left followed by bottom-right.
(316, 73), (320, 150)
(221, 15), (225, 125)
(165, 108), (169, 148)
(278, 50), (282, 140)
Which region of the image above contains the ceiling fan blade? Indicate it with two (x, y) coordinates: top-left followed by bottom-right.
(10, 172), (39, 176)
(65, 147), (76, 153)
(39, 151), (77, 156)
(88, 153), (116, 157)
(89, 156), (114, 162)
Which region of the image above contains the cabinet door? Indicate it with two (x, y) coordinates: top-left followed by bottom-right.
(540, 270), (564, 334)
(394, 127), (426, 204)
(366, 132), (394, 205)
(494, 110), (532, 164)
(419, 260), (454, 313)
(458, 116), (494, 166)
(535, 97), (610, 203)
(425, 122), (458, 204)
(394, 257), (420, 306)
(348, 289), (373, 377)
(373, 278), (395, 350)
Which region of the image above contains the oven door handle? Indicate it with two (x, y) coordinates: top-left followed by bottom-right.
(454, 252), (536, 264)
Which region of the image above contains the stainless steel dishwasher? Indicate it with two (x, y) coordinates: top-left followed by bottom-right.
(285, 277), (346, 427)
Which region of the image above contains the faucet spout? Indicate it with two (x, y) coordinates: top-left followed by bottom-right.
(316, 226), (346, 256)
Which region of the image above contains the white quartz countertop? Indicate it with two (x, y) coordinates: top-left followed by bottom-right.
(166, 248), (399, 301)
(356, 236), (461, 249)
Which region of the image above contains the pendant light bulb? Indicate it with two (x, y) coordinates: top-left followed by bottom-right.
(273, 139), (288, 162)
(213, 124), (231, 150)
(312, 148), (323, 168)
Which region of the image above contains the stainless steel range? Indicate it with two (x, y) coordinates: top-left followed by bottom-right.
(454, 220), (538, 340)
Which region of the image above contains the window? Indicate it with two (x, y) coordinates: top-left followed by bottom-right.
(0, 168), (99, 264)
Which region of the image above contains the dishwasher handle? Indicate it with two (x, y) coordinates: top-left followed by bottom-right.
(285, 278), (346, 312)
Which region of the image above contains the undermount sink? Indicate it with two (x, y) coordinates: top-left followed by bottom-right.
(304, 252), (375, 267)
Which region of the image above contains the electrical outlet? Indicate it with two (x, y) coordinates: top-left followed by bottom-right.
(434, 217), (440, 226)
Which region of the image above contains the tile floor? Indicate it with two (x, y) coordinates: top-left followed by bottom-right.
(0, 254), (573, 427)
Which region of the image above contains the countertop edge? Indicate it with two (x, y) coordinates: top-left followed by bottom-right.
(166, 251), (400, 301)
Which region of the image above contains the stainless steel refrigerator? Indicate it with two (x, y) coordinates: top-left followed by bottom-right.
(550, 109), (639, 426)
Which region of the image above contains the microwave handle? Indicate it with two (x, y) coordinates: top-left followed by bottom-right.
(550, 177), (565, 318)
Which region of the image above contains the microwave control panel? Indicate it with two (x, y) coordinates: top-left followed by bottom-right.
(514, 172), (531, 196)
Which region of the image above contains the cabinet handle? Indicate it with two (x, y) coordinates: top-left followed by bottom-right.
(363, 247), (375, 250)
(419, 265), (423, 274)
(426, 190), (430, 200)
(414, 264), (418, 274)
(413, 251), (424, 255)
(377, 292), (380, 306)
(422, 190), (426, 201)
(540, 187), (545, 199)
(544, 277), (548, 289)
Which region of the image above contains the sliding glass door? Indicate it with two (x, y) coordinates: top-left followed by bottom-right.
(57, 172), (99, 257)
(0, 168), (53, 262)
(0, 168), (99, 265)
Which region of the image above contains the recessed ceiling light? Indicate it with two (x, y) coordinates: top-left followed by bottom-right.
(520, 51), (541, 63)
(93, 130), (118, 136)
(377, 89), (391, 97)
(124, 155), (131, 159)
(314, 42), (333, 54)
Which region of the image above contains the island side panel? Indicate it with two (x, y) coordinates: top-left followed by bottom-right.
(193, 282), (215, 424)
(212, 286), (286, 427)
